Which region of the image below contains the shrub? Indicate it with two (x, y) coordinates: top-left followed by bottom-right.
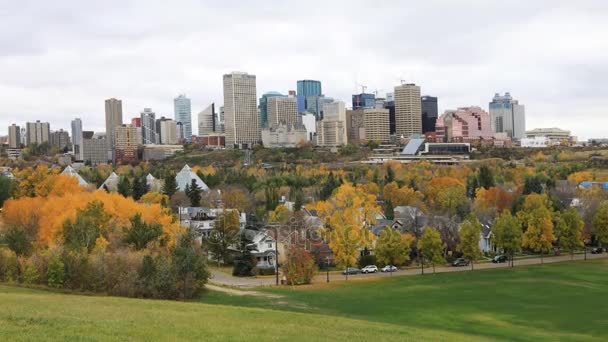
(283, 246), (317, 286)
(0, 248), (20, 282)
(256, 267), (276, 276)
(22, 262), (39, 285)
(47, 255), (65, 288)
(358, 254), (377, 268)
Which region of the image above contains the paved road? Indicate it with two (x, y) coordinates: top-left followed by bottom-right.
(209, 252), (608, 288)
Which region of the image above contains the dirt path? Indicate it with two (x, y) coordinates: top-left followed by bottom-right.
(205, 284), (283, 299)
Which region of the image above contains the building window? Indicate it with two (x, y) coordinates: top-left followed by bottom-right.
(267, 242), (273, 249)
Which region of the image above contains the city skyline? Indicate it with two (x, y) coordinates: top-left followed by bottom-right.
(1, 1), (607, 139)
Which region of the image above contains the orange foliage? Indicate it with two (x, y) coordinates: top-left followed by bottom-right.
(2, 190), (181, 247)
(567, 171), (592, 184)
(474, 187), (514, 214)
(14, 165), (84, 198)
(424, 176), (464, 205)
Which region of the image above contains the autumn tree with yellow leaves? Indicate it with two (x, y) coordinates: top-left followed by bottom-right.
(310, 183), (381, 270)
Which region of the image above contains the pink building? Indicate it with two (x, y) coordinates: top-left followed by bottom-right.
(436, 106), (493, 142)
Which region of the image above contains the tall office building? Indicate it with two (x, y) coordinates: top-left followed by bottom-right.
(297, 80), (324, 117)
(140, 108), (158, 144)
(352, 93), (376, 109)
(223, 72), (259, 148)
(8, 124), (20, 149)
(421, 96), (438, 133)
(267, 96), (298, 128)
(174, 94), (192, 143)
(297, 80), (322, 97)
(114, 124), (139, 163)
(489, 92), (526, 140)
(50, 129), (70, 150)
(71, 118), (83, 160)
(105, 98), (123, 158)
(25, 120), (50, 145)
(436, 106), (493, 142)
(259, 91), (284, 128)
(384, 99), (396, 135)
(394, 83), (422, 138)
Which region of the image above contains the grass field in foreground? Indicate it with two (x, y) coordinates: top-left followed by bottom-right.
(1, 260), (607, 341)
(202, 259), (608, 341)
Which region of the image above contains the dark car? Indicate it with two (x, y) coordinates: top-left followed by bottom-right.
(492, 255), (508, 263)
(452, 258), (469, 267)
(591, 247), (604, 254)
(342, 267), (360, 275)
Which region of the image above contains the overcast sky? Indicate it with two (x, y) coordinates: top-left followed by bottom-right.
(1, 0), (607, 140)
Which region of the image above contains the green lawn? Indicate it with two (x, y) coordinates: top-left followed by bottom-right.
(202, 259), (608, 341)
(1, 259), (607, 341)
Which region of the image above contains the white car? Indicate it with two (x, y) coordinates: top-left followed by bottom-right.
(381, 265), (398, 273)
(361, 265), (378, 274)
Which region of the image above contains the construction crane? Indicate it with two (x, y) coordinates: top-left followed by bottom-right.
(356, 83), (368, 94)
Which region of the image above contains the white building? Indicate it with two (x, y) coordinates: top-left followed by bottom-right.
(525, 127), (573, 146)
(156, 117), (179, 145)
(261, 124), (308, 148)
(489, 92), (526, 140)
(394, 83), (422, 138)
(301, 112), (317, 142)
(521, 136), (550, 148)
(316, 101), (347, 148)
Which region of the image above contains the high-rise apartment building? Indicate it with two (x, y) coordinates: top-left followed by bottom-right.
(223, 72), (259, 149)
(197, 103), (216, 137)
(50, 129), (70, 150)
(83, 132), (108, 165)
(489, 92), (525, 140)
(346, 108), (390, 144)
(71, 118), (83, 160)
(105, 98), (123, 158)
(140, 108), (158, 144)
(267, 96), (298, 128)
(394, 83), (422, 138)
(8, 124), (20, 149)
(174, 94), (192, 142)
(114, 124), (139, 163)
(26, 120), (50, 145)
(259, 92), (284, 127)
(316, 101), (347, 147)
(156, 117), (179, 145)
(421, 96), (438, 133)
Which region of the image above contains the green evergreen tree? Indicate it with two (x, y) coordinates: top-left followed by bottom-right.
(117, 176), (132, 197)
(384, 200), (394, 220)
(232, 232), (258, 277)
(162, 173), (178, 197)
(185, 179), (202, 207)
(4, 225), (32, 257)
(124, 213), (164, 250)
(132, 176), (148, 201)
(478, 165), (495, 190)
(171, 230), (209, 299)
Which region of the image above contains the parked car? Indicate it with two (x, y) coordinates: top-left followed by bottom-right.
(591, 247), (604, 254)
(381, 265), (398, 273)
(452, 258), (469, 267)
(361, 265), (378, 274)
(492, 255), (508, 263)
(342, 267), (360, 275)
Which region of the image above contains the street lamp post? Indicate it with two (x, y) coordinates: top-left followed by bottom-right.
(326, 256), (330, 283)
(421, 251), (424, 275)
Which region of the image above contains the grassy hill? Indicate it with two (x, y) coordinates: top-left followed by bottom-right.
(1, 259), (607, 341)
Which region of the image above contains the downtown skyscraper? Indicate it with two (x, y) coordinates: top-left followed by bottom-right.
(174, 94), (192, 142)
(105, 98), (123, 159)
(394, 83), (422, 138)
(223, 72), (259, 149)
(489, 92), (526, 140)
(140, 108), (158, 144)
(71, 118), (83, 161)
